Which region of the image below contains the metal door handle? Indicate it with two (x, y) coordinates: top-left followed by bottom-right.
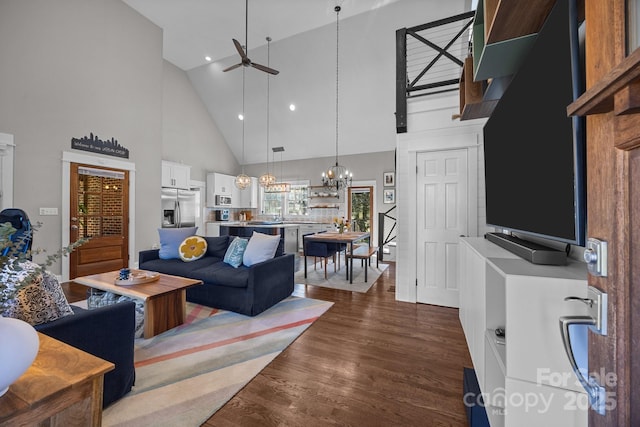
(71, 217), (78, 222)
(559, 316), (606, 415)
(71, 225), (78, 230)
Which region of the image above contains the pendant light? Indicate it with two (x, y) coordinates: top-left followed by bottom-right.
(265, 147), (290, 193)
(235, 65), (251, 190)
(259, 37), (277, 188)
(321, 4), (353, 190)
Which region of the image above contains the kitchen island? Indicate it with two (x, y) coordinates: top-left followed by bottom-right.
(220, 223), (300, 256)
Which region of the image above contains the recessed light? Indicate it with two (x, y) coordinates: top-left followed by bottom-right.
(289, 104), (296, 111)
(238, 114), (244, 120)
(205, 56), (212, 62)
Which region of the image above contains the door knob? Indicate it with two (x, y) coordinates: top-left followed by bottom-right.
(71, 217), (78, 222)
(71, 225), (78, 230)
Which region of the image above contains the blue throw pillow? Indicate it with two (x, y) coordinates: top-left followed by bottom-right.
(223, 237), (248, 268)
(158, 227), (198, 259)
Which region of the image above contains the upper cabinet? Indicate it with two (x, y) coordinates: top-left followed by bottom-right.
(162, 161), (191, 189)
(206, 173), (257, 208)
(238, 177), (258, 209)
(206, 173), (232, 207)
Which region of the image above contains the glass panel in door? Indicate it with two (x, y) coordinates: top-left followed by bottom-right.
(349, 186), (373, 243)
(77, 173), (124, 238)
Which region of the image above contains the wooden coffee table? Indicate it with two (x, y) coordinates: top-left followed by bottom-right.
(73, 270), (202, 339)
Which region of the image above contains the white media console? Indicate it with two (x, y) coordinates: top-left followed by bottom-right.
(459, 237), (590, 426)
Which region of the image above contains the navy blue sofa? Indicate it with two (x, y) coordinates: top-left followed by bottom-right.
(139, 236), (295, 316)
(35, 301), (136, 408)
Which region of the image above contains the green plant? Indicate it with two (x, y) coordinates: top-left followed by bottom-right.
(0, 222), (87, 316)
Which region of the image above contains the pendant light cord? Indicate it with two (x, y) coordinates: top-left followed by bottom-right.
(266, 37), (271, 176)
(241, 0), (248, 174)
(335, 5), (340, 167)
(244, 0), (249, 53)
(242, 66), (246, 173)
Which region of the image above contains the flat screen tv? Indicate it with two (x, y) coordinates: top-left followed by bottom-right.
(483, 0), (586, 247)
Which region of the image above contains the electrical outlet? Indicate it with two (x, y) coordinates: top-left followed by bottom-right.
(39, 207), (58, 216)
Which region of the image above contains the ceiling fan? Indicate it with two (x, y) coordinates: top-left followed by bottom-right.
(223, 0), (279, 75)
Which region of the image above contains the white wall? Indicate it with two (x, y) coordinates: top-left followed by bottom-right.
(0, 0), (163, 270)
(0, 0), (235, 270)
(395, 94), (488, 303)
(162, 61), (239, 179)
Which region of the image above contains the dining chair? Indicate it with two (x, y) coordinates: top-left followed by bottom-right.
(303, 232), (337, 279)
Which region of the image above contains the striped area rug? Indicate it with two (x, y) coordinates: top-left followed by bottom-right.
(102, 296), (333, 426)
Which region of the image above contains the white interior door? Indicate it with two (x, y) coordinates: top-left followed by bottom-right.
(416, 149), (468, 307)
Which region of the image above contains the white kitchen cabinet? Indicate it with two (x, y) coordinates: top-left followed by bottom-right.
(297, 223), (334, 251)
(206, 173), (235, 207)
(284, 226), (299, 254)
(207, 173), (257, 208)
(205, 222), (220, 237)
(162, 160), (190, 189)
(238, 177), (258, 208)
(458, 237), (589, 426)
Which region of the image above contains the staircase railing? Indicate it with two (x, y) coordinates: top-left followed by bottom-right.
(378, 205), (397, 262)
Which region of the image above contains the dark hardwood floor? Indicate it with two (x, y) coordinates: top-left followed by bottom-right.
(64, 262), (473, 426)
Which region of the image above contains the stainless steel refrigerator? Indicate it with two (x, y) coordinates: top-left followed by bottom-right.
(161, 188), (198, 228)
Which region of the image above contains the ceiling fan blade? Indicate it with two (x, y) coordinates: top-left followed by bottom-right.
(222, 63), (243, 72)
(232, 39), (247, 60)
(251, 62), (279, 75)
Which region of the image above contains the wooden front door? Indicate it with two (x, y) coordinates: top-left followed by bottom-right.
(570, 1), (640, 425)
(69, 163), (129, 279)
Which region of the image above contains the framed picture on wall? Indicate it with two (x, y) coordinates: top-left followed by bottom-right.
(383, 171), (395, 187)
(383, 189), (395, 204)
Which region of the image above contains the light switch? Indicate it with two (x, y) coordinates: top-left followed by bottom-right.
(39, 207), (58, 216)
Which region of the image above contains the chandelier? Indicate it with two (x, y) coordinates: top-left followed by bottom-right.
(259, 37), (276, 188)
(265, 147), (290, 193)
(321, 5), (353, 190)
(235, 66), (251, 190)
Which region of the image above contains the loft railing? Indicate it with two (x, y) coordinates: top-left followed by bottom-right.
(396, 11), (474, 133)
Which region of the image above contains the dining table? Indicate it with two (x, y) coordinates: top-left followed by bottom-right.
(303, 231), (370, 284)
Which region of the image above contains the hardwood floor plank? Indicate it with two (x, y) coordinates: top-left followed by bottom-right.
(64, 263), (473, 426)
(204, 263), (472, 426)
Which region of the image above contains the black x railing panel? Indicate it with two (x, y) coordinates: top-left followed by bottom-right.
(396, 11), (474, 133)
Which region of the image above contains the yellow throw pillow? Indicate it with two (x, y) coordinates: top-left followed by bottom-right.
(179, 236), (208, 262)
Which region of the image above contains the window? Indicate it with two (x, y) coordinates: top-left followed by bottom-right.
(260, 180), (309, 217)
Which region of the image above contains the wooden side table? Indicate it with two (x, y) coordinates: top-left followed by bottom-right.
(0, 333), (114, 427)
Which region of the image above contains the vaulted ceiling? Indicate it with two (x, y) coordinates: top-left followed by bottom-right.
(123, 0), (470, 164)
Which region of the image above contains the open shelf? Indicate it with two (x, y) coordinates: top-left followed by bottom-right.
(484, 0), (556, 45)
(472, 0), (554, 82)
(460, 56), (497, 120)
(462, 0), (556, 118)
(308, 186), (339, 197)
(459, 57), (512, 120)
(308, 205), (339, 209)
